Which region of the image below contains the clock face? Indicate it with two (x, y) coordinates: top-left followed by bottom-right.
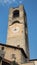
(11, 26), (20, 33)
(9, 23), (20, 34)
(8, 23), (24, 38)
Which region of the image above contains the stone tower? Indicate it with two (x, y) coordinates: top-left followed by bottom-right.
(6, 5), (29, 59)
(6, 5), (29, 62)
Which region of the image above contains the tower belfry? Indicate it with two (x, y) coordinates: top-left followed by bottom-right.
(6, 5), (29, 59)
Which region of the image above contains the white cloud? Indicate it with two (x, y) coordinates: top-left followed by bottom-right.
(4, 0), (8, 3)
(19, 1), (22, 3)
(13, 0), (16, 2)
(0, 0), (23, 6)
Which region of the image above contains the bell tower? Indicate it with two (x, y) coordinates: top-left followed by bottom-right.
(6, 5), (29, 59)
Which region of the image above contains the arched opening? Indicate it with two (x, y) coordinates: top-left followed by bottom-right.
(13, 10), (19, 18)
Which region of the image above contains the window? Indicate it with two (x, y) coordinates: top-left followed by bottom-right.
(12, 54), (16, 59)
(13, 10), (19, 18)
(1, 47), (4, 50)
(0, 47), (5, 59)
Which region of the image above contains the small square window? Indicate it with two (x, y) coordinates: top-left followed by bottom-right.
(1, 47), (4, 50)
(12, 54), (16, 59)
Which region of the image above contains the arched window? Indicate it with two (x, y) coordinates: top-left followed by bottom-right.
(13, 10), (19, 18)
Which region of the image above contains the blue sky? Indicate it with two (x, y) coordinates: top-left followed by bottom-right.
(0, 0), (37, 59)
